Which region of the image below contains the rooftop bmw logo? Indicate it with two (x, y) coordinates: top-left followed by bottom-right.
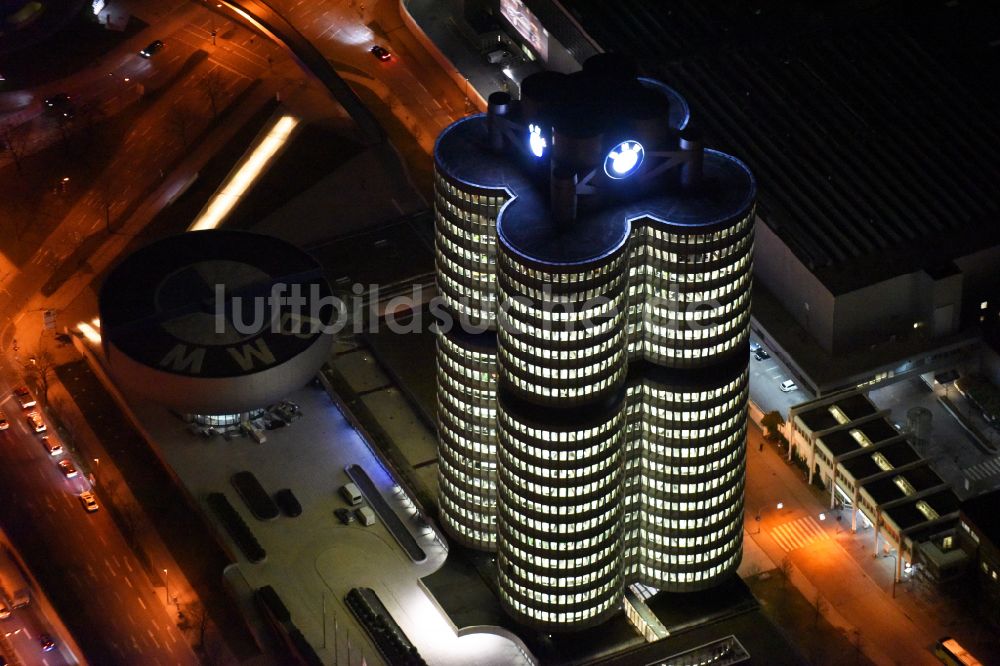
(604, 140), (644, 179)
(528, 123), (547, 158)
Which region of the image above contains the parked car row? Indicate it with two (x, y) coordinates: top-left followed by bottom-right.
(749, 342), (799, 393)
(7, 387), (98, 512)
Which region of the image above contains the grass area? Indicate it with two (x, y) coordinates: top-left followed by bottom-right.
(43, 80), (269, 297)
(0, 8), (147, 89)
(747, 571), (877, 666)
(106, 96), (281, 264)
(0, 103), (143, 266)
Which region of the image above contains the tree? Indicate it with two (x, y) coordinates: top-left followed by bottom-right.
(95, 171), (117, 233)
(761, 410), (785, 437)
(812, 590), (827, 628)
(199, 70), (226, 119)
(778, 555), (794, 587)
(24, 350), (56, 404)
(168, 103), (197, 147)
(180, 601), (225, 664)
(0, 122), (31, 175)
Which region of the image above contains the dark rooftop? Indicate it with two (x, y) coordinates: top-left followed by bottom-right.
(567, 0), (1000, 293)
(797, 393), (879, 432)
(862, 464), (945, 505)
(839, 440), (921, 481)
(433, 66), (755, 267)
(884, 489), (961, 531)
(421, 545), (805, 665)
(960, 488), (1000, 546)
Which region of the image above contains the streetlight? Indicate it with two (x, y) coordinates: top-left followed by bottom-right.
(819, 513), (826, 521)
(776, 502), (784, 510)
(163, 568), (169, 605)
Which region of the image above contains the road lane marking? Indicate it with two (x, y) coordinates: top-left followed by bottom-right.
(770, 515), (829, 552)
(138, 595), (147, 610)
(147, 629), (160, 648)
(965, 455), (1000, 481)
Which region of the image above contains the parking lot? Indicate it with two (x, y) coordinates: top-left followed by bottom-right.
(747, 332), (815, 417)
(117, 377), (528, 665)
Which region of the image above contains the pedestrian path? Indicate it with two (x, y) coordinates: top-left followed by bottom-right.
(964, 456), (1000, 481)
(770, 515), (829, 552)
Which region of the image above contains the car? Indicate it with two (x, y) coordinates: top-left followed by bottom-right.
(753, 349), (770, 361)
(779, 379), (798, 393)
(274, 488), (302, 517)
(58, 460), (78, 478)
(370, 45), (391, 61)
(355, 506), (377, 526)
(0, 412), (7, 431)
(13, 387), (36, 409)
(40, 436), (62, 456)
(340, 482), (363, 506)
(0, 590), (10, 619)
(139, 39), (164, 58)
(79, 491), (99, 513)
(26, 412), (45, 432)
(749, 341), (762, 353)
(43, 92), (74, 118)
(39, 633), (55, 652)
(334, 507), (355, 525)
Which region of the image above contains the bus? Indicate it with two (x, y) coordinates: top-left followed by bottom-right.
(935, 637), (983, 666)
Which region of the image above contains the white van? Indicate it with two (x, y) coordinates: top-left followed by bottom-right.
(779, 379), (798, 393)
(340, 482), (363, 506)
(355, 507), (376, 527)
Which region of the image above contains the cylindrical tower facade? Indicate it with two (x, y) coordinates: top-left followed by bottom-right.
(436, 331), (498, 549)
(625, 183), (755, 591)
(431, 59), (756, 631)
(432, 145), (509, 551)
(494, 248), (629, 628)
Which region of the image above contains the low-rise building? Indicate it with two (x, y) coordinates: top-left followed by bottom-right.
(787, 390), (963, 581)
(958, 489), (1000, 596)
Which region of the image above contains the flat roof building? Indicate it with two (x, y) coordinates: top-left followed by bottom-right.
(788, 390), (964, 581)
(563, 0), (1000, 394)
(433, 54), (756, 629)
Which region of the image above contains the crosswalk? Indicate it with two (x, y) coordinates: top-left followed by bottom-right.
(769, 515), (829, 552)
(965, 456), (1000, 482)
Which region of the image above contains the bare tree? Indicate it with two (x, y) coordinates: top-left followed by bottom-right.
(0, 122), (31, 175)
(24, 350), (56, 404)
(168, 103), (197, 147)
(116, 498), (148, 552)
(812, 590), (827, 628)
(95, 171), (116, 233)
(199, 70), (226, 118)
(180, 601), (225, 664)
(778, 555), (794, 587)
(851, 628), (863, 666)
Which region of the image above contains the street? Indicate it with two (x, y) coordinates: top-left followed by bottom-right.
(0, 368), (196, 665)
(744, 424), (944, 666)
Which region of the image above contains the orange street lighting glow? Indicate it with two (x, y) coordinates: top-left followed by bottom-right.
(188, 115), (298, 231)
(78, 322), (101, 344)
